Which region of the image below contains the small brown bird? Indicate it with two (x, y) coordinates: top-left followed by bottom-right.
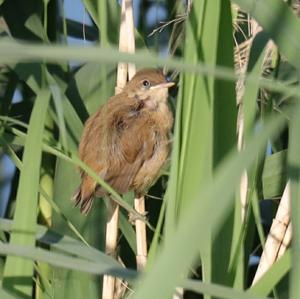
(73, 68), (174, 214)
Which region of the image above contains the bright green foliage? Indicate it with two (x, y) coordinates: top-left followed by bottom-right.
(3, 89), (50, 297)
(0, 0), (299, 299)
(165, 0), (238, 291)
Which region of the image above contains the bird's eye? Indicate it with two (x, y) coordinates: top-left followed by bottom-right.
(142, 80), (150, 88)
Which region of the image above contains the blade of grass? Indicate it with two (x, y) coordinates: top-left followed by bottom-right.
(119, 211), (137, 255)
(164, 74), (183, 237)
(1, 40), (300, 100)
(262, 150), (287, 198)
(147, 199), (166, 268)
(181, 279), (270, 299)
(46, 70), (68, 150)
(211, 0), (237, 288)
(0, 218), (123, 269)
(2, 89), (50, 297)
(0, 244), (137, 280)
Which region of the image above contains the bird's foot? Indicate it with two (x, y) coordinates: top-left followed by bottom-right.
(128, 211), (148, 225)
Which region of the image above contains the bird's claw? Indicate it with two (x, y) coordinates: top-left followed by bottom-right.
(128, 211), (148, 224)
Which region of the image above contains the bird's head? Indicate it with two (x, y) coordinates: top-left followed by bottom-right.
(125, 68), (174, 109)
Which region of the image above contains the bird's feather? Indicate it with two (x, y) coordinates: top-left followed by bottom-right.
(72, 68), (173, 214)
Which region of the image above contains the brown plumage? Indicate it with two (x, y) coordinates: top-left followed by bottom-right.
(73, 68), (174, 214)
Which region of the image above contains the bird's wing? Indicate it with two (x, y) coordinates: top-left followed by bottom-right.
(74, 108), (106, 213)
(77, 97), (155, 197)
(101, 109), (155, 194)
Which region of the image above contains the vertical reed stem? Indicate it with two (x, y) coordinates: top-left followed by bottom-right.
(134, 197), (147, 270)
(252, 182), (291, 285)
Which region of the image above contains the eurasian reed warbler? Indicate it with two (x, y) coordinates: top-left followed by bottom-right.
(73, 68), (174, 214)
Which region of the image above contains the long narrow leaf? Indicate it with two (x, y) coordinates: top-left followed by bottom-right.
(2, 89), (50, 297)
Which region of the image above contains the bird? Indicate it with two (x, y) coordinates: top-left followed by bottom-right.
(73, 68), (174, 214)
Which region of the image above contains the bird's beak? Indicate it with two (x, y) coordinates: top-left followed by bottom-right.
(150, 82), (175, 90)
